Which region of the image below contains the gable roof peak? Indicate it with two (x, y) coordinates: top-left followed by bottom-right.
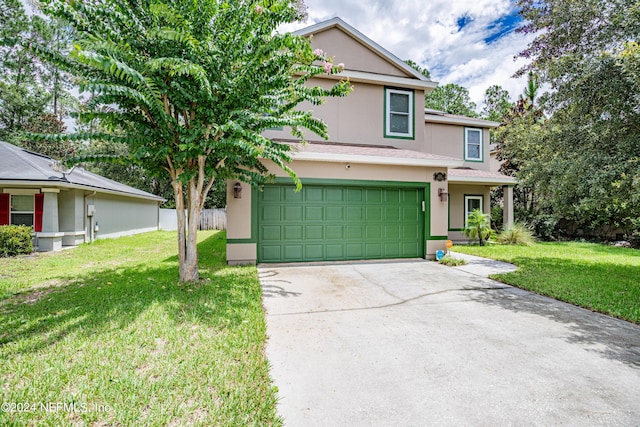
(294, 16), (431, 82)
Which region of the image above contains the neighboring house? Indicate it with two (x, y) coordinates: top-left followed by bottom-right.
(0, 141), (165, 251)
(226, 17), (515, 264)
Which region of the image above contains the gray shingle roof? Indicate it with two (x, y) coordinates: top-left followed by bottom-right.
(0, 141), (164, 201)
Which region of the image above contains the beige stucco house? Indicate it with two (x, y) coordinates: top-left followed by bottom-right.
(0, 141), (164, 251)
(226, 17), (514, 264)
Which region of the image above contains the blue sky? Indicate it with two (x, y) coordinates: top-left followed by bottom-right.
(283, 0), (535, 109)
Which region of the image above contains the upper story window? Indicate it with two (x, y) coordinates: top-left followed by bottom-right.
(464, 127), (483, 161)
(385, 87), (414, 139)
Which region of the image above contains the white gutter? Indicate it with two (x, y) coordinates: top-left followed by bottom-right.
(291, 151), (464, 168)
(448, 176), (516, 185)
(425, 115), (500, 128)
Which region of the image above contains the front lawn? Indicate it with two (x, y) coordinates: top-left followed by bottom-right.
(0, 231), (280, 426)
(453, 242), (640, 324)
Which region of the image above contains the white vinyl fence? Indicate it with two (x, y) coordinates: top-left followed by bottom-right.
(159, 208), (227, 231)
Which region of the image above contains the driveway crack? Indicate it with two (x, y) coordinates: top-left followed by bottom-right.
(268, 286), (510, 317)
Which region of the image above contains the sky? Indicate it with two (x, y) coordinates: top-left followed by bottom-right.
(22, 0), (535, 113)
(282, 0), (536, 111)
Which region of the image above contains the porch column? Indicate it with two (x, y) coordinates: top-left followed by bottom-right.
(41, 189), (60, 233)
(503, 185), (514, 228)
(37, 188), (64, 251)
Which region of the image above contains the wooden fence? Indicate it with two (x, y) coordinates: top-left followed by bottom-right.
(199, 208), (227, 230)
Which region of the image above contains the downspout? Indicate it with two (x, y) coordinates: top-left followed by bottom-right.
(84, 190), (96, 243)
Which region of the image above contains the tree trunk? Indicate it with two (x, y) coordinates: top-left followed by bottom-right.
(182, 178), (200, 282)
(173, 179), (188, 280)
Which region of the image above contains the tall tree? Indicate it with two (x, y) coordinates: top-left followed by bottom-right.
(34, 0), (351, 282)
(0, 0), (76, 143)
(424, 83), (477, 117)
(0, 0), (49, 142)
(404, 59), (431, 79)
(515, 0), (640, 236)
(482, 85), (512, 122)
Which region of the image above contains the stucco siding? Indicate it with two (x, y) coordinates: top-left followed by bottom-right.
(90, 193), (159, 240)
(58, 189), (84, 233)
(310, 28), (413, 78)
(264, 80), (426, 150)
(448, 184), (491, 233)
(425, 123), (491, 171)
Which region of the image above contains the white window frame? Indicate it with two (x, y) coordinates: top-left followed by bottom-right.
(10, 194), (34, 227)
(385, 88), (414, 139)
(464, 195), (483, 226)
(464, 127), (483, 161)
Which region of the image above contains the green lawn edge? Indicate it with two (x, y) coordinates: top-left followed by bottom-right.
(453, 242), (640, 324)
(0, 230), (282, 426)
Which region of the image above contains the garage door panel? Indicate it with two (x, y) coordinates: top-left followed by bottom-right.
(262, 206), (281, 221)
(261, 245), (282, 262)
(385, 189), (400, 203)
(258, 184), (424, 263)
(262, 225), (281, 241)
(347, 188), (363, 202)
(327, 206), (344, 221)
(262, 186), (282, 201)
(305, 206), (323, 221)
(365, 243), (382, 258)
(284, 225), (303, 240)
(326, 225), (344, 240)
(366, 188), (383, 203)
(385, 207), (400, 221)
(283, 245), (304, 261)
(384, 242), (400, 257)
(366, 226), (382, 239)
(346, 243), (364, 258)
(284, 188), (303, 202)
(366, 206), (382, 220)
(327, 188), (345, 202)
(346, 206), (364, 221)
(326, 244), (344, 259)
(305, 244), (324, 260)
(402, 242), (421, 256)
(346, 225), (363, 239)
(306, 187), (324, 202)
(305, 225), (323, 240)
(284, 206), (303, 221)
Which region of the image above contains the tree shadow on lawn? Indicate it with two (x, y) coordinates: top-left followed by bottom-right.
(470, 257), (640, 368)
(0, 233), (256, 357)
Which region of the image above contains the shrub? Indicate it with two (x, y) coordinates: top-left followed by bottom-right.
(498, 223), (536, 246)
(439, 255), (467, 266)
(490, 205), (504, 232)
(464, 209), (492, 246)
(531, 214), (558, 240)
(0, 225), (34, 257)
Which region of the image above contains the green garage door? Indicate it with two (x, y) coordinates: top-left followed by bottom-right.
(258, 184), (425, 263)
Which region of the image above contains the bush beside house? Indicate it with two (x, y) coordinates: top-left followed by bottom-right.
(0, 225), (33, 257)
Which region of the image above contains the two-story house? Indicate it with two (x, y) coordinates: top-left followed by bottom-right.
(226, 17), (514, 264)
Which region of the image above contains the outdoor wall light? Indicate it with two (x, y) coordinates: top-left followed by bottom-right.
(438, 188), (448, 202)
(233, 182), (243, 199)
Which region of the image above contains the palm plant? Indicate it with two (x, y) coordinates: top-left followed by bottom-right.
(464, 209), (491, 246)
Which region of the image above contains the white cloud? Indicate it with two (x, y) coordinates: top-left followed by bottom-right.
(287, 0), (536, 109)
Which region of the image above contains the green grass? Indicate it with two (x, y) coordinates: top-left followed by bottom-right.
(453, 242), (640, 324)
(0, 231), (281, 426)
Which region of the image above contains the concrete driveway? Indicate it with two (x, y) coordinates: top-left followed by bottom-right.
(259, 259), (640, 426)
